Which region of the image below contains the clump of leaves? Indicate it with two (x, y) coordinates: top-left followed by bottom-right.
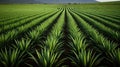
(0, 48), (26, 67)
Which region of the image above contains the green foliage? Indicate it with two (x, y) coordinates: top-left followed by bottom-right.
(0, 2), (120, 67)
(0, 30), (17, 45)
(13, 38), (32, 51)
(29, 49), (64, 67)
(69, 35), (87, 52)
(69, 50), (103, 67)
(70, 10), (118, 53)
(0, 48), (26, 67)
(44, 35), (63, 52)
(106, 49), (120, 66)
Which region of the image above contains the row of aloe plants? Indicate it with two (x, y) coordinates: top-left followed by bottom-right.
(29, 10), (66, 67)
(66, 9), (103, 67)
(69, 9), (120, 66)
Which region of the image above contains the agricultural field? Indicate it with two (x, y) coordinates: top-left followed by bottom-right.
(0, 2), (120, 67)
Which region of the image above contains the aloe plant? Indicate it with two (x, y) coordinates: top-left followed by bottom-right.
(69, 50), (103, 67)
(13, 38), (32, 51)
(0, 30), (17, 46)
(29, 49), (65, 67)
(44, 35), (63, 53)
(69, 35), (87, 53)
(106, 49), (120, 66)
(0, 48), (26, 67)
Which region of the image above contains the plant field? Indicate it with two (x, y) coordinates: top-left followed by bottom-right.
(0, 2), (120, 67)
